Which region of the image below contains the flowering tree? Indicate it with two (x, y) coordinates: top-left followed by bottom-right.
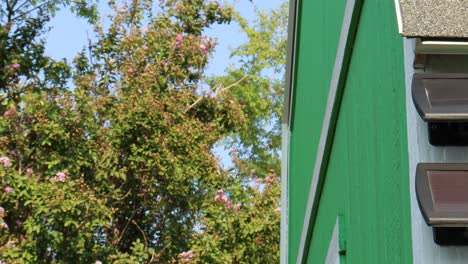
(0, 0), (285, 263)
(188, 3), (288, 263)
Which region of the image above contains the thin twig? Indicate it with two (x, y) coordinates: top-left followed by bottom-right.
(131, 219), (148, 247)
(113, 190), (132, 201)
(218, 74), (249, 94)
(183, 74), (249, 113)
(13, 0), (31, 14)
(11, 0), (55, 21)
(115, 210), (136, 245)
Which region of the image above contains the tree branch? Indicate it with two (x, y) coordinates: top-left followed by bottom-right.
(183, 74), (249, 114)
(131, 219), (148, 247)
(11, 0), (56, 21)
(13, 0), (31, 14)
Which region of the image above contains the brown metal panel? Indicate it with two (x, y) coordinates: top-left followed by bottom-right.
(428, 171), (468, 212)
(416, 163), (468, 227)
(412, 74), (468, 122)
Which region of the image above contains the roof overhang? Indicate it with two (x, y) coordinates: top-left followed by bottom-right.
(415, 38), (468, 54)
(281, 0), (299, 263)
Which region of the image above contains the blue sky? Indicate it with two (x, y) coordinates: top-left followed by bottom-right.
(45, 0), (283, 76)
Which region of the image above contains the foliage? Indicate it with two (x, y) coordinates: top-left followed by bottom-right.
(189, 2), (288, 263)
(211, 2), (288, 177)
(190, 152), (281, 263)
(0, 0), (98, 100)
(0, 0), (286, 263)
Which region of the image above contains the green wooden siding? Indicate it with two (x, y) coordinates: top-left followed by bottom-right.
(288, 1), (346, 262)
(289, 0), (413, 263)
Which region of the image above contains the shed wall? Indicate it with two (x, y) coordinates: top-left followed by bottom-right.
(288, 1), (346, 262)
(290, 0), (413, 263)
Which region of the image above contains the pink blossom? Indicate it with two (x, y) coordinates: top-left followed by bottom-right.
(26, 168), (33, 174)
(0, 157), (10, 168)
(51, 172), (67, 182)
(235, 203), (241, 211)
(253, 178), (261, 184)
(175, 34), (183, 43)
(3, 107), (16, 119)
(137, 89), (143, 94)
(95, 261), (103, 264)
(11, 63), (20, 69)
(275, 207), (281, 213)
(3, 187), (13, 194)
(0, 207), (4, 217)
(179, 250), (194, 262)
(175, 34), (183, 49)
(141, 45), (148, 50)
(15, 220), (21, 227)
(127, 67), (135, 73)
(119, 8), (126, 13)
(0, 222), (8, 229)
(214, 189), (228, 203)
(200, 43), (209, 55)
(56, 172), (66, 182)
(214, 189), (236, 209)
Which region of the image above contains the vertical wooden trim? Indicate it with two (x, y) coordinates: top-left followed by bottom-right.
(281, 124), (290, 264)
(283, 0), (299, 127)
(296, 0), (363, 263)
(282, 0), (299, 262)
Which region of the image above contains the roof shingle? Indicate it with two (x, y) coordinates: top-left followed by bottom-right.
(398, 0), (468, 38)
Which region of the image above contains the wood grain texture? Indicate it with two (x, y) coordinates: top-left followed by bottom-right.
(302, 0), (413, 263)
(296, 0), (363, 262)
(287, 0), (346, 262)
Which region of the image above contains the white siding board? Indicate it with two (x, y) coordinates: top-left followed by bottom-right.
(325, 218), (340, 264)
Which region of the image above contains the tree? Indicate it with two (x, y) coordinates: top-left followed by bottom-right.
(0, 0), (244, 262)
(217, 2), (287, 176)
(0, 0), (98, 100)
(0, 0), (287, 262)
(189, 2), (288, 263)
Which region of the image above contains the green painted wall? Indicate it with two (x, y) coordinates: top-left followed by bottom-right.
(288, 1), (346, 262)
(289, 0), (413, 263)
